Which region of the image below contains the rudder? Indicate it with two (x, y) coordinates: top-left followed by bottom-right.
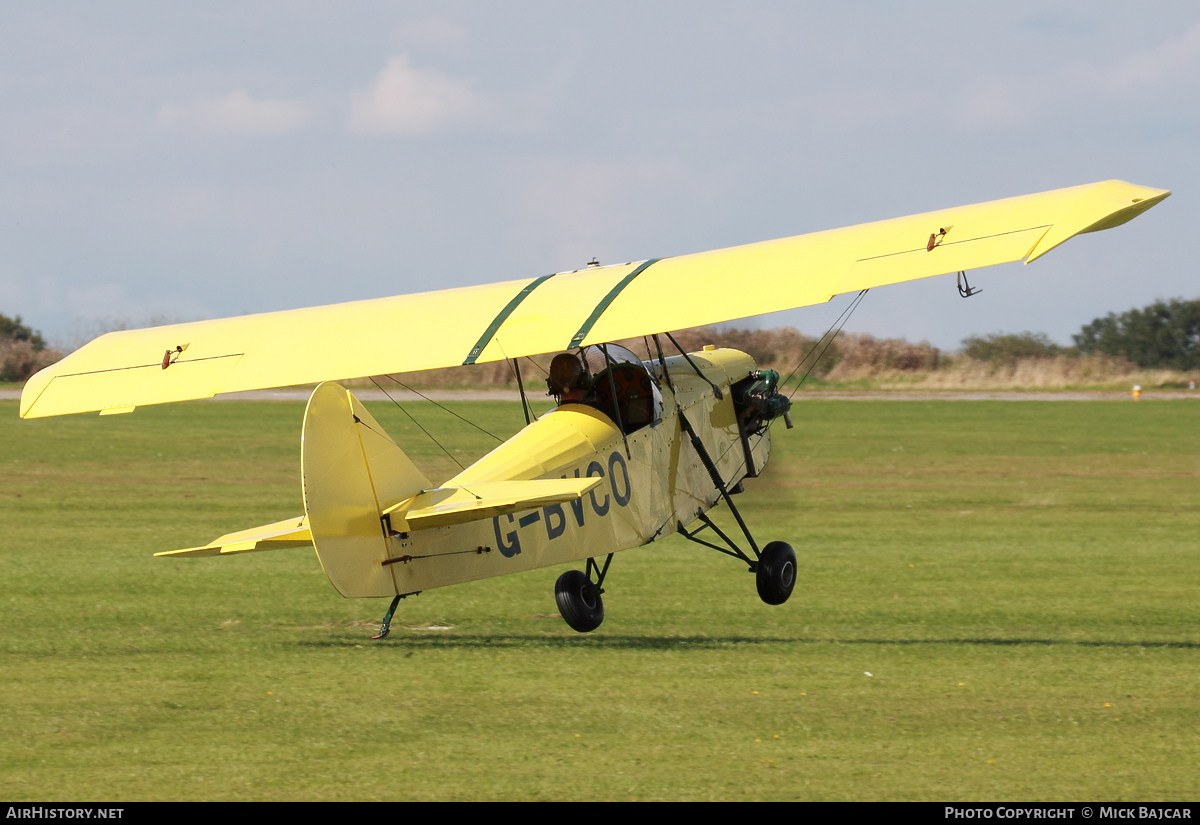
(301, 382), (430, 597)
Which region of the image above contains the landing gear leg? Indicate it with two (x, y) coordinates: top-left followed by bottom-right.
(372, 595), (402, 640)
(679, 518), (799, 607)
(371, 592), (419, 640)
(674, 408), (798, 607)
(555, 554), (613, 633)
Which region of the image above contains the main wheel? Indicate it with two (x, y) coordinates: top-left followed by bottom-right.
(555, 569), (604, 632)
(756, 541), (797, 605)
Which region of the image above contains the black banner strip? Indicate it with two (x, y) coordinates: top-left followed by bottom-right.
(566, 259), (661, 349)
(461, 274), (556, 365)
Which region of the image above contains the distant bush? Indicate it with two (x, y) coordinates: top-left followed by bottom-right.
(961, 332), (1064, 362)
(1, 313), (63, 382)
(829, 333), (940, 374)
(0, 314), (46, 351)
(671, 326), (840, 376)
(661, 328), (941, 378)
(0, 339), (62, 382)
(1073, 297), (1200, 370)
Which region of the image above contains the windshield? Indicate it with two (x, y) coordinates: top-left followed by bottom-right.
(578, 344), (663, 432)
(580, 344), (643, 376)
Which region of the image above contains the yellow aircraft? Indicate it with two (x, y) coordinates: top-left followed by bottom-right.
(18, 180), (1169, 637)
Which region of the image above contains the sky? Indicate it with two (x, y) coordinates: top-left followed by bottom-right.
(0, 2), (1195, 350)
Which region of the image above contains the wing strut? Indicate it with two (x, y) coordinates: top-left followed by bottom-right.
(651, 334), (676, 394)
(512, 358), (532, 426)
(664, 332), (724, 399)
(600, 344), (632, 460)
(677, 408), (761, 564)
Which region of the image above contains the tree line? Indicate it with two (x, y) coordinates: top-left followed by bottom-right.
(961, 297), (1200, 371)
(0, 314), (61, 383)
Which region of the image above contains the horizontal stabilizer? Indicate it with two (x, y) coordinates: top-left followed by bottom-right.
(156, 516), (311, 558)
(387, 478), (603, 531)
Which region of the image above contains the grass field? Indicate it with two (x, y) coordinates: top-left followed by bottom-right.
(2, 397), (1199, 801)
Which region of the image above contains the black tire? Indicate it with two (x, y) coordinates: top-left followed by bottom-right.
(756, 541), (797, 605)
(555, 569), (604, 632)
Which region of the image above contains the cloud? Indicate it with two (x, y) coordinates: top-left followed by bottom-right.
(797, 85), (926, 135)
(510, 157), (691, 268)
(952, 76), (1033, 130)
(158, 90), (310, 135)
(392, 18), (469, 57)
(1022, 12), (1095, 37)
(951, 19), (1200, 130)
(347, 54), (478, 136)
(1107, 20), (1200, 92)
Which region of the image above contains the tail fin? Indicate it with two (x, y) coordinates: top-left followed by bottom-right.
(301, 382), (430, 597)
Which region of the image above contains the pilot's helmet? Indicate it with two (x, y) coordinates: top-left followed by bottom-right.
(548, 353), (587, 396)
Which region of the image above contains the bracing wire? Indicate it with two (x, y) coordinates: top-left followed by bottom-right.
(380, 375), (504, 443)
(491, 341), (554, 423)
(645, 298), (870, 548)
(523, 355), (550, 377)
(785, 289), (869, 399)
(369, 377), (466, 470)
(780, 289), (864, 390)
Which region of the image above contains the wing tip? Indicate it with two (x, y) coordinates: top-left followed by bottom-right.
(1023, 181), (1171, 264)
(18, 369), (55, 419)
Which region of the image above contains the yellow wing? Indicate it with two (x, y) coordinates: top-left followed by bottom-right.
(20, 179), (1168, 419)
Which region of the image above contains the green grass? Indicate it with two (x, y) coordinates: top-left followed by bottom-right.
(2, 398), (1199, 800)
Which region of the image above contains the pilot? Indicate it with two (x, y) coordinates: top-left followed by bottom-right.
(548, 353), (589, 404)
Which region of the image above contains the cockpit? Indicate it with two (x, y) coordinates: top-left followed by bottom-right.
(548, 344), (663, 434)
